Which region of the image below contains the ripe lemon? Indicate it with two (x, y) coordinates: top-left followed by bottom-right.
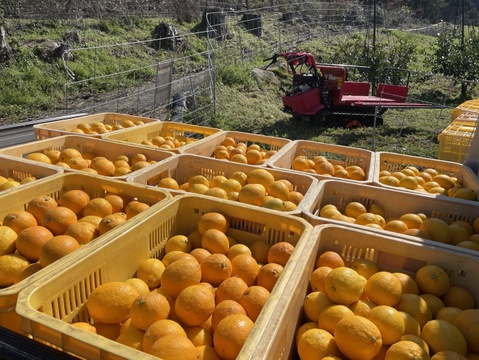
(324, 267), (364, 306)
(419, 218), (452, 243)
(344, 202), (367, 219)
(414, 264), (450, 297)
(297, 328), (341, 359)
(385, 340), (430, 360)
(421, 319), (467, 356)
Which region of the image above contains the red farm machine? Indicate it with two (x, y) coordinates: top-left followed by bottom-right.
(265, 51), (431, 127)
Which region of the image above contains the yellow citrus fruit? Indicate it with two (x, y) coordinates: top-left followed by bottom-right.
(419, 218), (452, 243)
(385, 340), (430, 360)
(303, 291), (334, 323)
(0, 225), (18, 256)
(421, 319), (467, 356)
(452, 309), (479, 353)
(324, 267), (364, 306)
(297, 328), (342, 359)
(399, 311), (421, 336)
(384, 219), (409, 234)
(401, 334), (430, 354)
(197, 212), (229, 235)
(435, 306), (462, 323)
(396, 293), (432, 328)
(430, 351), (468, 360)
(310, 266), (332, 293)
(175, 284), (215, 327)
(315, 251), (345, 269)
(442, 286), (475, 310)
(318, 304), (354, 335)
(367, 305), (405, 345)
(160, 258), (201, 298)
(0, 253), (30, 287)
(365, 271), (402, 306)
(420, 293), (445, 318)
(399, 213), (423, 229)
(136, 258), (165, 289)
(344, 202), (367, 219)
(148, 334), (197, 360)
(130, 291), (170, 331)
(349, 299), (376, 317)
(334, 315), (383, 359)
(350, 258), (379, 279)
(142, 319), (186, 354)
(415, 264), (450, 297)
(393, 272), (419, 295)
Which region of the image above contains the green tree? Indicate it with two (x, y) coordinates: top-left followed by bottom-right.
(429, 27), (479, 100)
(330, 33), (417, 90)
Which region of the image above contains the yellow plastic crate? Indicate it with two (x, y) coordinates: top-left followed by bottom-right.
(267, 139), (375, 183)
(248, 224), (479, 359)
(302, 179), (479, 257)
(33, 112), (160, 139)
(0, 135), (174, 180)
(438, 115), (477, 163)
(16, 195), (313, 360)
(0, 173), (171, 334)
(0, 154), (63, 196)
(179, 130), (291, 161)
(374, 151), (479, 202)
(102, 121), (222, 154)
(126, 154), (319, 216)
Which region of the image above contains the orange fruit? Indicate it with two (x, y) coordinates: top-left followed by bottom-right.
(159, 177), (180, 190)
(303, 291), (335, 323)
(130, 291), (170, 330)
(315, 251), (345, 269)
(86, 281), (140, 324)
(160, 258), (201, 298)
(213, 314), (254, 360)
(365, 271), (402, 306)
(229, 153), (248, 164)
(215, 276), (249, 304)
(256, 262), (283, 292)
(395, 293), (432, 328)
(267, 241), (294, 267)
(419, 218), (452, 244)
(43, 149), (61, 163)
(267, 180), (290, 201)
(442, 286), (475, 310)
(124, 200), (150, 220)
(41, 206), (77, 236)
(103, 194), (125, 213)
(136, 258), (165, 289)
(78, 215), (102, 228)
(97, 214), (126, 236)
(211, 300), (246, 330)
(318, 304), (354, 334)
(310, 266), (332, 293)
(421, 319), (467, 356)
(59, 148), (82, 163)
(187, 230), (203, 249)
(201, 229), (230, 254)
(367, 305), (405, 345)
(15, 225), (53, 262)
(350, 258), (379, 279)
(344, 202), (367, 219)
(148, 334), (197, 360)
(162, 251), (197, 267)
(415, 264), (450, 297)
(453, 309), (479, 353)
(219, 179), (242, 194)
(184, 325), (213, 347)
(90, 158), (115, 176)
(14, 262), (43, 284)
(231, 254), (259, 286)
(334, 315), (383, 359)
(246, 168), (275, 188)
(238, 183), (267, 206)
(292, 156), (311, 171)
(142, 319), (186, 354)
(400, 213), (424, 229)
(325, 267), (364, 306)
(38, 235), (80, 267)
(385, 340), (430, 360)
(2, 211), (37, 234)
(92, 322), (121, 340)
(384, 219), (409, 233)
(175, 284), (215, 327)
(197, 212), (229, 235)
(245, 149), (263, 165)
(26, 195), (58, 223)
(239, 285), (270, 321)
(190, 247), (211, 264)
(200, 253), (232, 287)
(297, 328), (341, 359)
(65, 221), (98, 244)
(196, 345), (221, 360)
(0, 253), (30, 287)
(82, 198), (113, 218)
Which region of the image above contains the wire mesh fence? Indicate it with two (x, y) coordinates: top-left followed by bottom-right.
(5, 1), (475, 159)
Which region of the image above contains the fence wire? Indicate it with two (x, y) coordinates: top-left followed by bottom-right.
(20, 1), (476, 159)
